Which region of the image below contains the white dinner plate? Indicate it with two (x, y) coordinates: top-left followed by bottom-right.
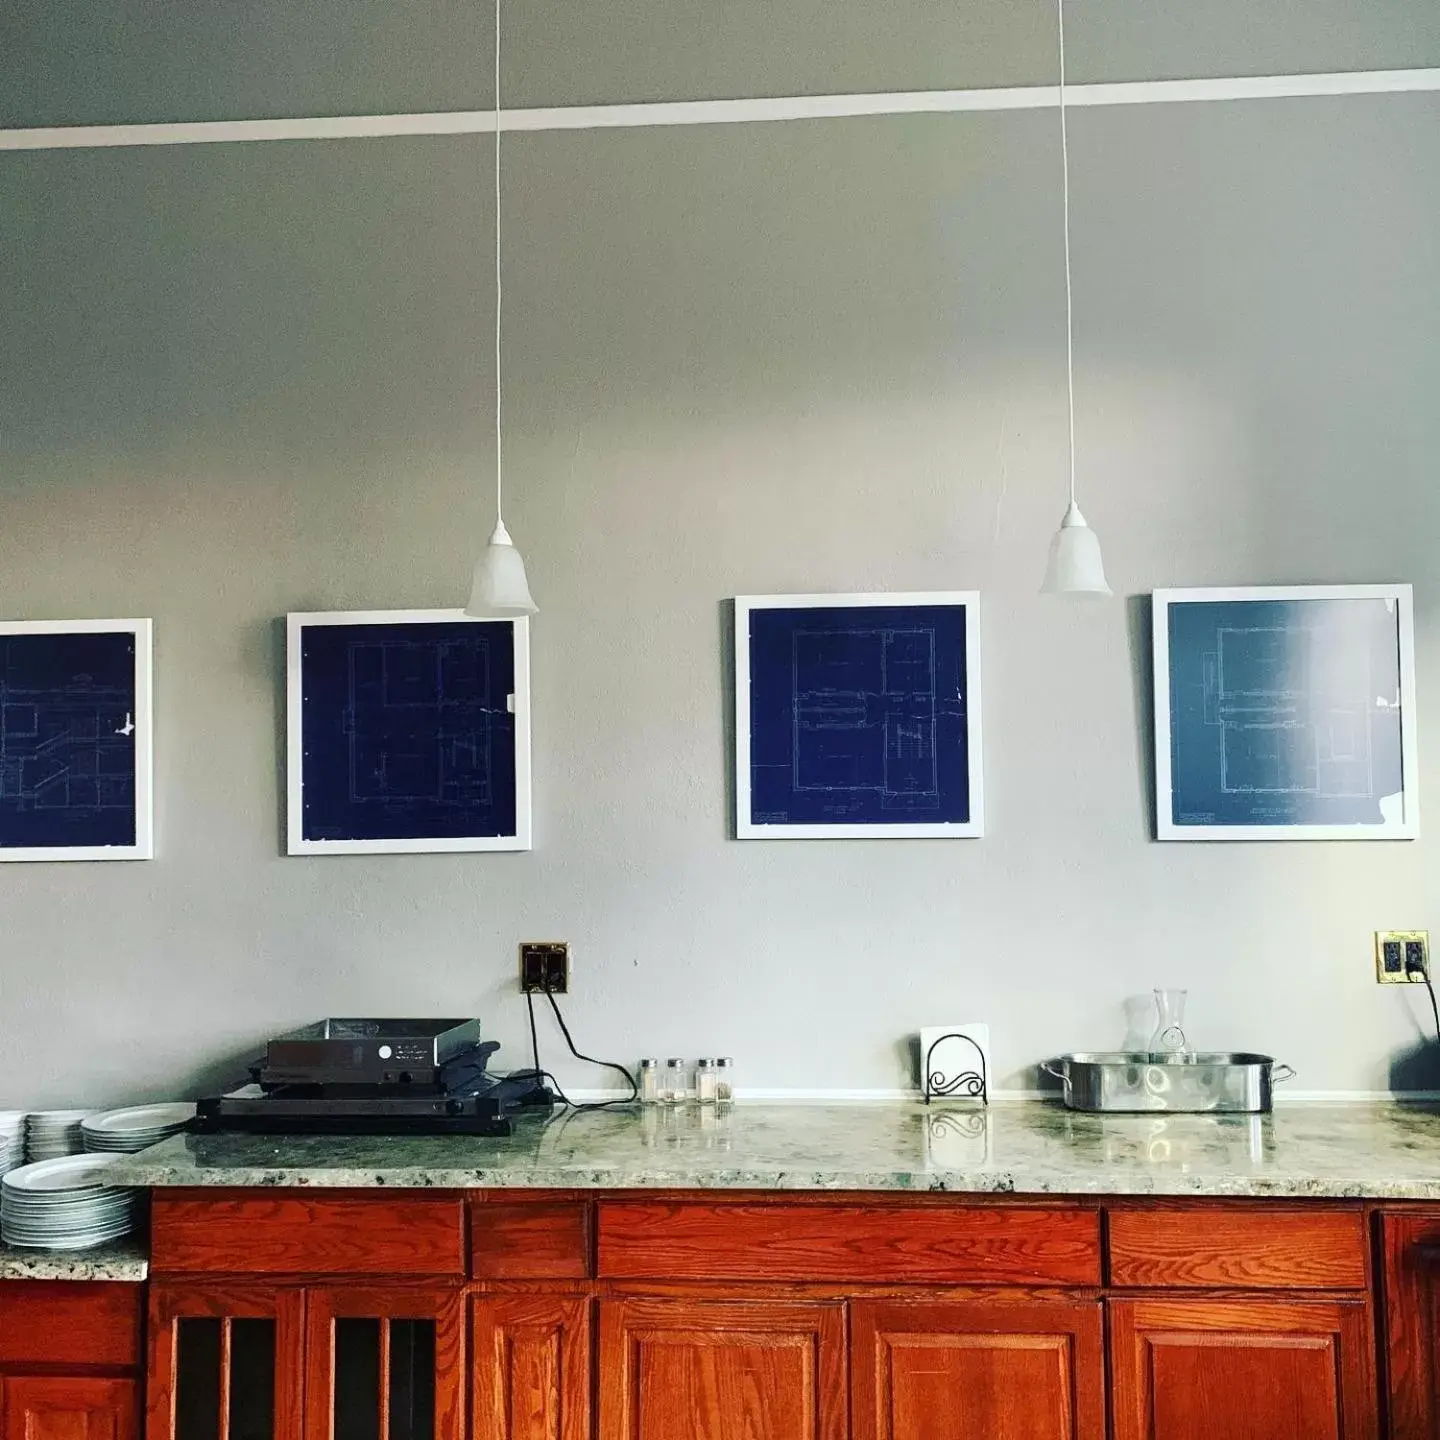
(3, 1154), (123, 1193)
(3, 1226), (134, 1251)
(82, 1104), (194, 1135)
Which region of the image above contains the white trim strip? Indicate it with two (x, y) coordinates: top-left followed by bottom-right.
(2, 67), (1437, 152)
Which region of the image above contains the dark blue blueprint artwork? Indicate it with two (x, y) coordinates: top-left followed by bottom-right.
(299, 621), (517, 842)
(747, 604), (971, 827)
(0, 630), (138, 850)
(1167, 598), (1404, 828)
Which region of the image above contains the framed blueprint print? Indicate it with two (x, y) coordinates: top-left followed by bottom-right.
(287, 609), (530, 855)
(1154, 585), (1418, 841)
(735, 593), (983, 839)
(0, 618), (153, 862)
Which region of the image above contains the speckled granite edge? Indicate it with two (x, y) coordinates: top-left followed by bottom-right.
(98, 1164), (1440, 1199)
(102, 1100), (1440, 1200)
(0, 1237), (147, 1281)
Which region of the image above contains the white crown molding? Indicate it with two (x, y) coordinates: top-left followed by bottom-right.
(2, 67), (1437, 152)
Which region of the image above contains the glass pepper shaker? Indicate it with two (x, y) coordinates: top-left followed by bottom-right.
(715, 1056), (735, 1104)
(638, 1058), (660, 1105)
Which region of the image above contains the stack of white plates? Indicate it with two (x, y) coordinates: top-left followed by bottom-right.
(82, 1103), (195, 1154)
(0, 1154), (139, 1250)
(26, 1111), (90, 1162)
(0, 1115), (26, 1177)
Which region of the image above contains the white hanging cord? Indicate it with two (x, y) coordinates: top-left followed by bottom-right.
(493, 0), (505, 528)
(1057, 0), (1077, 509)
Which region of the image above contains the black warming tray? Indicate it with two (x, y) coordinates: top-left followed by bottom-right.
(259, 1018), (482, 1088)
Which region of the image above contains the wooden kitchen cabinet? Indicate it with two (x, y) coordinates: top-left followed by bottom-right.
(304, 1287), (465, 1440)
(3, 1377), (139, 1440)
(472, 1296), (590, 1440)
(851, 1298), (1106, 1440)
(129, 1191), (1408, 1440)
(1381, 1212), (1440, 1440)
(597, 1297), (846, 1440)
(1109, 1297), (1377, 1440)
(149, 1282), (464, 1440)
(147, 1284), (304, 1440)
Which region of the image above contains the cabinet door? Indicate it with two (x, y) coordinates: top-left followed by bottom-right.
(4, 1377), (138, 1440)
(472, 1297), (590, 1440)
(304, 1287), (464, 1440)
(852, 1299), (1105, 1440)
(1382, 1213), (1440, 1440)
(1109, 1298), (1377, 1440)
(597, 1297), (845, 1440)
(148, 1285), (305, 1440)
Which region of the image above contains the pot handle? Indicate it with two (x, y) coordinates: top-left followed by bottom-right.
(1272, 1063), (1296, 1083)
(1040, 1060), (1067, 1082)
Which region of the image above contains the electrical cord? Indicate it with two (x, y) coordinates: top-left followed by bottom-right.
(1423, 967), (1440, 1047)
(517, 988), (638, 1111)
(1402, 952), (1440, 1046)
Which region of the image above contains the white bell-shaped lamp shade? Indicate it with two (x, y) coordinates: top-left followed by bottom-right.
(1041, 501), (1112, 597)
(465, 520), (538, 617)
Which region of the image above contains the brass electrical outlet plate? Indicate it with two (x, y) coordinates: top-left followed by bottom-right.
(1376, 930), (1429, 984)
(520, 941), (570, 993)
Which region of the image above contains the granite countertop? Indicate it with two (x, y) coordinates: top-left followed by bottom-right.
(104, 1099), (1440, 1199)
(0, 1237), (148, 1281)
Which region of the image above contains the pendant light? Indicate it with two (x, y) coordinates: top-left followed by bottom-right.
(466, 0), (538, 617)
(1040, 0), (1112, 598)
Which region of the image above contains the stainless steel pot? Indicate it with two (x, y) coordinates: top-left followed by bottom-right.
(1041, 1052), (1295, 1113)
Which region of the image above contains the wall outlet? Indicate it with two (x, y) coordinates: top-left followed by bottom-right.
(520, 941), (570, 994)
(1376, 931), (1429, 984)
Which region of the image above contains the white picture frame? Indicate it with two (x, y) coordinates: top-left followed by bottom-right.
(1153, 584), (1418, 841)
(287, 609), (531, 855)
(0, 618), (153, 862)
(734, 592), (983, 839)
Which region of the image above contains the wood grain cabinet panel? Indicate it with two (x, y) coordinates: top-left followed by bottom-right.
(1108, 1208), (1367, 1290)
(597, 1203), (1100, 1285)
(597, 1298), (845, 1440)
(147, 1284), (305, 1440)
(4, 1378), (138, 1440)
(469, 1202), (591, 1281)
(1381, 1213), (1440, 1440)
(304, 1287), (465, 1440)
(852, 1299), (1105, 1440)
(152, 1195), (465, 1277)
(472, 1296), (590, 1440)
(0, 1282), (142, 1368)
(1109, 1298), (1377, 1440)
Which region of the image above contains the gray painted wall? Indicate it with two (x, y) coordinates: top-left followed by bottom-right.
(2, 6), (1439, 1102)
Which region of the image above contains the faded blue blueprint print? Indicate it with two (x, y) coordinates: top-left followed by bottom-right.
(300, 621), (516, 842)
(1167, 598), (1405, 828)
(748, 604), (971, 827)
(0, 630), (138, 850)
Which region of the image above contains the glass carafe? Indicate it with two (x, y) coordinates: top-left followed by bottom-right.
(1149, 988), (1190, 1060)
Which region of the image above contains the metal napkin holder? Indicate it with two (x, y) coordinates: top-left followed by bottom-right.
(922, 1031), (989, 1105)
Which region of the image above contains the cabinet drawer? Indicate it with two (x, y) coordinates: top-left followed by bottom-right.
(151, 1193), (465, 1276)
(469, 1199), (592, 1279)
(1108, 1208), (1367, 1290)
(0, 1281), (143, 1367)
(598, 1202), (1101, 1285)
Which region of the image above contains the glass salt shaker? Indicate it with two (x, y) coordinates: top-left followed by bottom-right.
(714, 1057), (735, 1104)
(663, 1057), (688, 1105)
(639, 1058), (660, 1105)
(696, 1058), (718, 1104)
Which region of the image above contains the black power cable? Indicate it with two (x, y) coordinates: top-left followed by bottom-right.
(1403, 950), (1440, 1046)
(1422, 968), (1440, 1047)
(517, 988), (638, 1111)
